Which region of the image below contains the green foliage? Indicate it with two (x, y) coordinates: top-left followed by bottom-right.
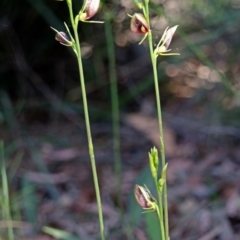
(42, 226), (80, 240)
(0, 141), (14, 240)
(145, 212), (162, 240)
(22, 176), (38, 226)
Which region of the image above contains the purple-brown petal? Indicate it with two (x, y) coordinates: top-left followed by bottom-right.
(55, 32), (71, 45)
(134, 185), (151, 209)
(130, 13), (149, 34)
(80, 0), (100, 21)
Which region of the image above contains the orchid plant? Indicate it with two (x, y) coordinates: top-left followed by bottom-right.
(130, 1), (180, 240)
(50, 1), (105, 240)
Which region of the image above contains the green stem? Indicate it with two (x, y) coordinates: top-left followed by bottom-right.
(144, 1), (169, 239)
(156, 205), (166, 240)
(66, 3), (105, 240)
(104, 15), (122, 209)
(154, 178), (163, 219)
(0, 140), (14, 240)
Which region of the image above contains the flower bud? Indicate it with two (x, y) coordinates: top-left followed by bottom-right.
(79, 0), (100, 21)
(134, 185), (156, 210)
(130, 13), (149, 34)
(149, 147), (159, 179)
(55, 31), (72, 46)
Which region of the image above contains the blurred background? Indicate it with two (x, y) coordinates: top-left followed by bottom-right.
(1, 0), (240, 239)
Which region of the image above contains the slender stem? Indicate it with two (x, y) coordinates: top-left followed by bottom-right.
(66, 3), (105, 240)
(154, 178), (163, 219)
(154, 176), (165, 240)
(144, 1), (169, 239)
(0, 140), (14, 240)
(156, 205), (165, 240)
(104, 15), (122, 209)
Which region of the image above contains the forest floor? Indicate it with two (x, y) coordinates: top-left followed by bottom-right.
(2, 104), (240, 240)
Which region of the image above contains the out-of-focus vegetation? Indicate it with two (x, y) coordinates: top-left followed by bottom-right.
(1, 0), (240, 239)
(1, 0), (240, 123)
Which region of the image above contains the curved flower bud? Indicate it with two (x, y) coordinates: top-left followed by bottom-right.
(51, 26), (78, 55)
(130, 13), (149, 34)
(79, 0), (100, 21)
(55, 31), (72, 46)
(51, 26), (73, 47)
(134, 185), (156, 210)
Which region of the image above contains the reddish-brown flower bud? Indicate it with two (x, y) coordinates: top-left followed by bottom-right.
(134, 185), (156, 210)
(130, 13), (149, 34)
(54, 31), (72, 46)
(79, 0), (100, 21)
